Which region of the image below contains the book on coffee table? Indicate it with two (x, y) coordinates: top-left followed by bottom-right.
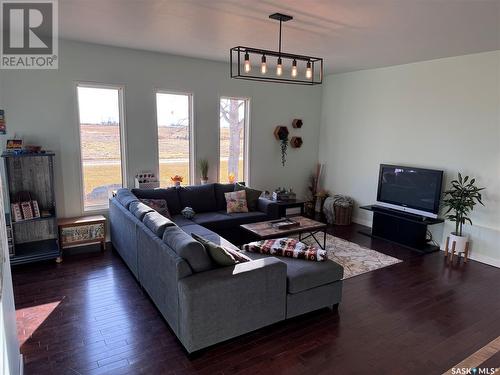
(269, 218), (300, 230)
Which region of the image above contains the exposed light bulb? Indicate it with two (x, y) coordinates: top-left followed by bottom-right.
(244, 52), (251, 73)
(276, 57), (283, 76)
(306, 61), (312, 79)
(291, 59), (297, 78)
(261, 55), (267, 74)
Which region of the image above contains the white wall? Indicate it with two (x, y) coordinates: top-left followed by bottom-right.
(319, 50), (500, 266)
(0, 40), (322, 218)
(0, 173), (22, 375)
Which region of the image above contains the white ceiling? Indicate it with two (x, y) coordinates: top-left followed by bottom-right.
(60, 0), (500, 74)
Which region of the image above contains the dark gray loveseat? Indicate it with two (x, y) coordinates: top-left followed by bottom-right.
(109, 183), (343, 353)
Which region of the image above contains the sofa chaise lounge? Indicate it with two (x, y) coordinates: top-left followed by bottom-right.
(109, 183), (343, 353)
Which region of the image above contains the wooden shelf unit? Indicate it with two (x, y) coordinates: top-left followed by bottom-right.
(2, 152), (61, 265)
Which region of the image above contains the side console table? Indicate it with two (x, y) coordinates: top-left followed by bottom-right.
(359, 205), (444, 254)
(57, 215), (107, 262)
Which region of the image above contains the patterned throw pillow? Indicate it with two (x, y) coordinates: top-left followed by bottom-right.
(234, 183), (262, 211)
(224, 190), (249, 213)
(243, 238), (327, 262)
(139, 199), (171, 219)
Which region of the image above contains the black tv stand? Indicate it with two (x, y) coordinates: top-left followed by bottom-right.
(359, 205), (444, 254)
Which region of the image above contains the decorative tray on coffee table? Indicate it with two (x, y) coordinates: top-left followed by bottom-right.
(269, 218), (301, 230)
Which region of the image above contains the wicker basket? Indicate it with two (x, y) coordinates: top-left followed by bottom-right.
(333, 205), (353, 226)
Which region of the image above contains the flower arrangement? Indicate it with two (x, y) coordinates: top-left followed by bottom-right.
(171, 175), (183, 186)
(228, 173), (236, 184)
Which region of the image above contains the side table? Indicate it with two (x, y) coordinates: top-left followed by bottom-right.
(271, 199), (306, 217)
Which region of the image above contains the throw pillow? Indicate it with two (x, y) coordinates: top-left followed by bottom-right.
(181, 207), (196, 219)
(225, 190), (249, 213)
(234, 183), (262, 211)
(192, 233), (251, 266)
(243, 238), (328, 262)
(139, 198), (171, 219)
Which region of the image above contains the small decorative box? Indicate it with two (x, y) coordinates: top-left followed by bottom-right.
(134, 170), (160, 189)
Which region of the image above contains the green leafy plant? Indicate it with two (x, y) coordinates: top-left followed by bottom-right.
(442, 173), (485, 236)
(199, 159), (209, 180)
(279, 137), (288, 167)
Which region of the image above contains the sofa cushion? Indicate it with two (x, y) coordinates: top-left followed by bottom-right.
(244, 252), (344, 294)
(234, 183), (262, 211)
(178, 184), (217, 213)
(191, 212), (229, 227)
(224, 211), (268, 225)
(143, 211), (175, 238)
(163, 226), (213, 272)
(179, 224), (217, 238)
(129, 201), (154, 220)
(115, 188), (139, 209)
(191, 211), (267, 231)
(131, 188), (182, 215)
(214, 183), (235, 211)
(170, 214), (194, 227)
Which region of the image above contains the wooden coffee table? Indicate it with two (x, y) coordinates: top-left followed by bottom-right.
(241, 216), (327, 249)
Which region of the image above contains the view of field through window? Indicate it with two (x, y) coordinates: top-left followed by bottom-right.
(77, 85), (124, 210)
(77, 90), (249, 211)
(156, 92), (191, 186)
(219, 97), (247, 183)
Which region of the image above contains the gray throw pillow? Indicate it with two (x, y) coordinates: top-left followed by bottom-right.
(234, 183), (262, 211)
(191, 233), (250, 266)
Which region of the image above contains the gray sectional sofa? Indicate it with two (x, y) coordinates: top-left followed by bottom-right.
(109, 183), (343, 353)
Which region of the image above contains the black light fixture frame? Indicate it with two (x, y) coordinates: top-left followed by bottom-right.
(230, 13), (323, 85)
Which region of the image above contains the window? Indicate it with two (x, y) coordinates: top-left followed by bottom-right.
(156, 92), (193, 186)
(219, 97), (249, 183)
(76, 84), (126, 211)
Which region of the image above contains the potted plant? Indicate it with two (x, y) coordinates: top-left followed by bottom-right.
(274, 126), (289, 167)
(442, 173), (485, 253)
(199, 159), (209, 184)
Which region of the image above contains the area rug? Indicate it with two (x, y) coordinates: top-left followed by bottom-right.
(297, 233), (402, 279)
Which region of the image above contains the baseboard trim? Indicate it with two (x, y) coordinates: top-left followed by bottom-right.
(352, 216), (372, 228)
(353, 216), (500, 269)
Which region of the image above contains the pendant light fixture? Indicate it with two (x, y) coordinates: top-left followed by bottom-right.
(244, 51), (251, 73)
(230, 13), (323, 85)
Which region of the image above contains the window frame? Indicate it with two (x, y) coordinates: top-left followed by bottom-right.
(217, 96), (251, 185)
(75, 82), (128, 213)
(154, 89), (195, 185)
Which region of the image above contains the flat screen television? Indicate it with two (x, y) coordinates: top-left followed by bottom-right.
(377, 164), (444, 218)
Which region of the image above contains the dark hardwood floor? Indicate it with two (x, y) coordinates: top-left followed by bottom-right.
(12, 223), (500, 375)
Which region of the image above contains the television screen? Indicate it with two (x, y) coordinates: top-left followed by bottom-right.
(377, 164), (443, 215)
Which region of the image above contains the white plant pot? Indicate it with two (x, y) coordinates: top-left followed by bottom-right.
(200, 179), (209, 185)
(448, 232), (469, 253)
